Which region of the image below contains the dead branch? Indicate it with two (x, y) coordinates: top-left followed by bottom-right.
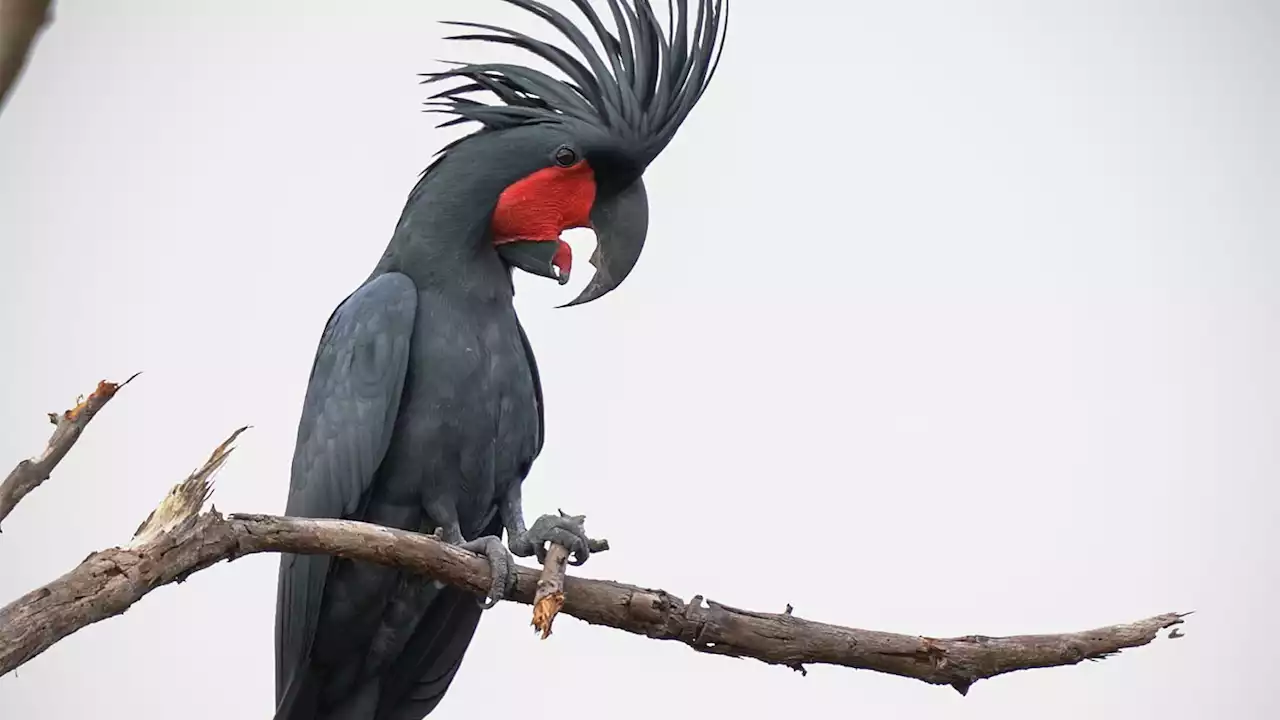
(530, 509), (594, 639)
(0, 0), (53, 114)
(0, 429), (1189, 694)
(532, 542), (572, 639)
(0, 373), (138, 531)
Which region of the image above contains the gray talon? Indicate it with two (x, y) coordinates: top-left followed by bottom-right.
(509, 512), (594, 566)
(459, 535), (514, 609)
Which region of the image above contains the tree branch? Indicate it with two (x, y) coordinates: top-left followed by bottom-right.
(532, 541), (572, 639)
(0, 0), (53, 114)
(0, 430), (1189, 694)
(0, 373), (138, 531)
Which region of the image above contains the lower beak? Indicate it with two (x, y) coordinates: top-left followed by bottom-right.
(496, 240), (570, 285)
(561, 177), (649, 307)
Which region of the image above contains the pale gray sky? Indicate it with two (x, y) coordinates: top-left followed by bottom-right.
(1, 1), (1277, 718)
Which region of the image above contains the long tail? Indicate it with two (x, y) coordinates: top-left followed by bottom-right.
(374, 513), (503, 720)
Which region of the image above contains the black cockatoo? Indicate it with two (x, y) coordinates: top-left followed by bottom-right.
(273, 1), (727, 719)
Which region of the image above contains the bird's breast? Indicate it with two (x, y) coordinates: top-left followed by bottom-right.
(373, 293), (540, 536)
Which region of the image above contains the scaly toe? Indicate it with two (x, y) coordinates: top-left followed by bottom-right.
(517, 512), (595, 566)
(459, 535), (514, 609)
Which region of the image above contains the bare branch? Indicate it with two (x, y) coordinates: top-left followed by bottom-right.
(0, 0), (54, 114)
(532, 542), (571, 639)
(530, 510), (600, 639)
(0, 373), (139, 531)
(0, 430), (1189, 694)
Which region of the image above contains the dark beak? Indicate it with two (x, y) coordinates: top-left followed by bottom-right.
(496, 240), (570, 285)
(560, 177), (649, 307)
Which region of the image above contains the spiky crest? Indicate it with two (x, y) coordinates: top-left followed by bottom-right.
(422, 0), (728, 167)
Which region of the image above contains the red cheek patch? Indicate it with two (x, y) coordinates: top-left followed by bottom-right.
(491, 161), (596, 244)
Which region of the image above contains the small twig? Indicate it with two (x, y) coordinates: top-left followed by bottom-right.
(0, 373), (139, 531)
(532, 543), (571, 639)
(531, 511), (603, 639)
(0, 0), (54, 115)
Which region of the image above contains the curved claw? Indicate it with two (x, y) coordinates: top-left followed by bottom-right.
(512, 513), (595, 566)
(459, 535), (514, 610)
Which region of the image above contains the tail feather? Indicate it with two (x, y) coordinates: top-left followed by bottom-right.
(276, 512), (502, 720)
(379, 584), (485, 720)
(376, 513), (502, 720)
(274, 665), (320, 720)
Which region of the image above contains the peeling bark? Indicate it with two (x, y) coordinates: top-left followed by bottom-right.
(0, 407), (1190, 697)
(0, 429), (1189, 692)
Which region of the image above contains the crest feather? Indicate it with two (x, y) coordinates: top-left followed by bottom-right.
(422, 0), (728, 166)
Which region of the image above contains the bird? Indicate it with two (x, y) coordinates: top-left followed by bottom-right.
(272, 1), (728, 719)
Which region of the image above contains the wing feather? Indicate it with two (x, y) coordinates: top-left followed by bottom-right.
(274, 272), (419, 715)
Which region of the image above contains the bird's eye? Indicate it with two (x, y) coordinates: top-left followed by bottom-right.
(553, 145), (578, 167)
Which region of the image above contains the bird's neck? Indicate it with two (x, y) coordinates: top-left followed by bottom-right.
(372, 187), (515, 305)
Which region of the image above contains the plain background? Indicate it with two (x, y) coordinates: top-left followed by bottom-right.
(1, 1), (1277, 718)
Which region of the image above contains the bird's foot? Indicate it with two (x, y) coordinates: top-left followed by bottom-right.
(509, 510), (597, 567)
(435, 530), (515, 610)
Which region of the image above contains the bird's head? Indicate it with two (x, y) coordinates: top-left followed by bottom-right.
(422, 0), (728, 306)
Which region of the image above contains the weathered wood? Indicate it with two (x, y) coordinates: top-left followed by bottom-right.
(532, 542), (571, 639)
(0, 466), (1188, 691)
(0, 374), (138, 530)
(0, 424), (1189, 695)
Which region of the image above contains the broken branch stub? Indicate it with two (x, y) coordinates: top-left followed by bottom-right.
(0, 373), (139, 531)
(529, 512), (609, 640)
(532, 543), (571, 639)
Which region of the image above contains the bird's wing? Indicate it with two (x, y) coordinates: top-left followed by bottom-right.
(516, 315), (545, 459)
(375, 319), (542, 720)
(274, 271), (418, 712)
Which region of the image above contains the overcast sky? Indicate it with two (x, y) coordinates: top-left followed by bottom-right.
(1, 1), (1277, 718)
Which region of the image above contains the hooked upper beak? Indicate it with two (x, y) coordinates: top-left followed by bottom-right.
(560, 177), (649, 308)
(496, 239), (572, 285)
